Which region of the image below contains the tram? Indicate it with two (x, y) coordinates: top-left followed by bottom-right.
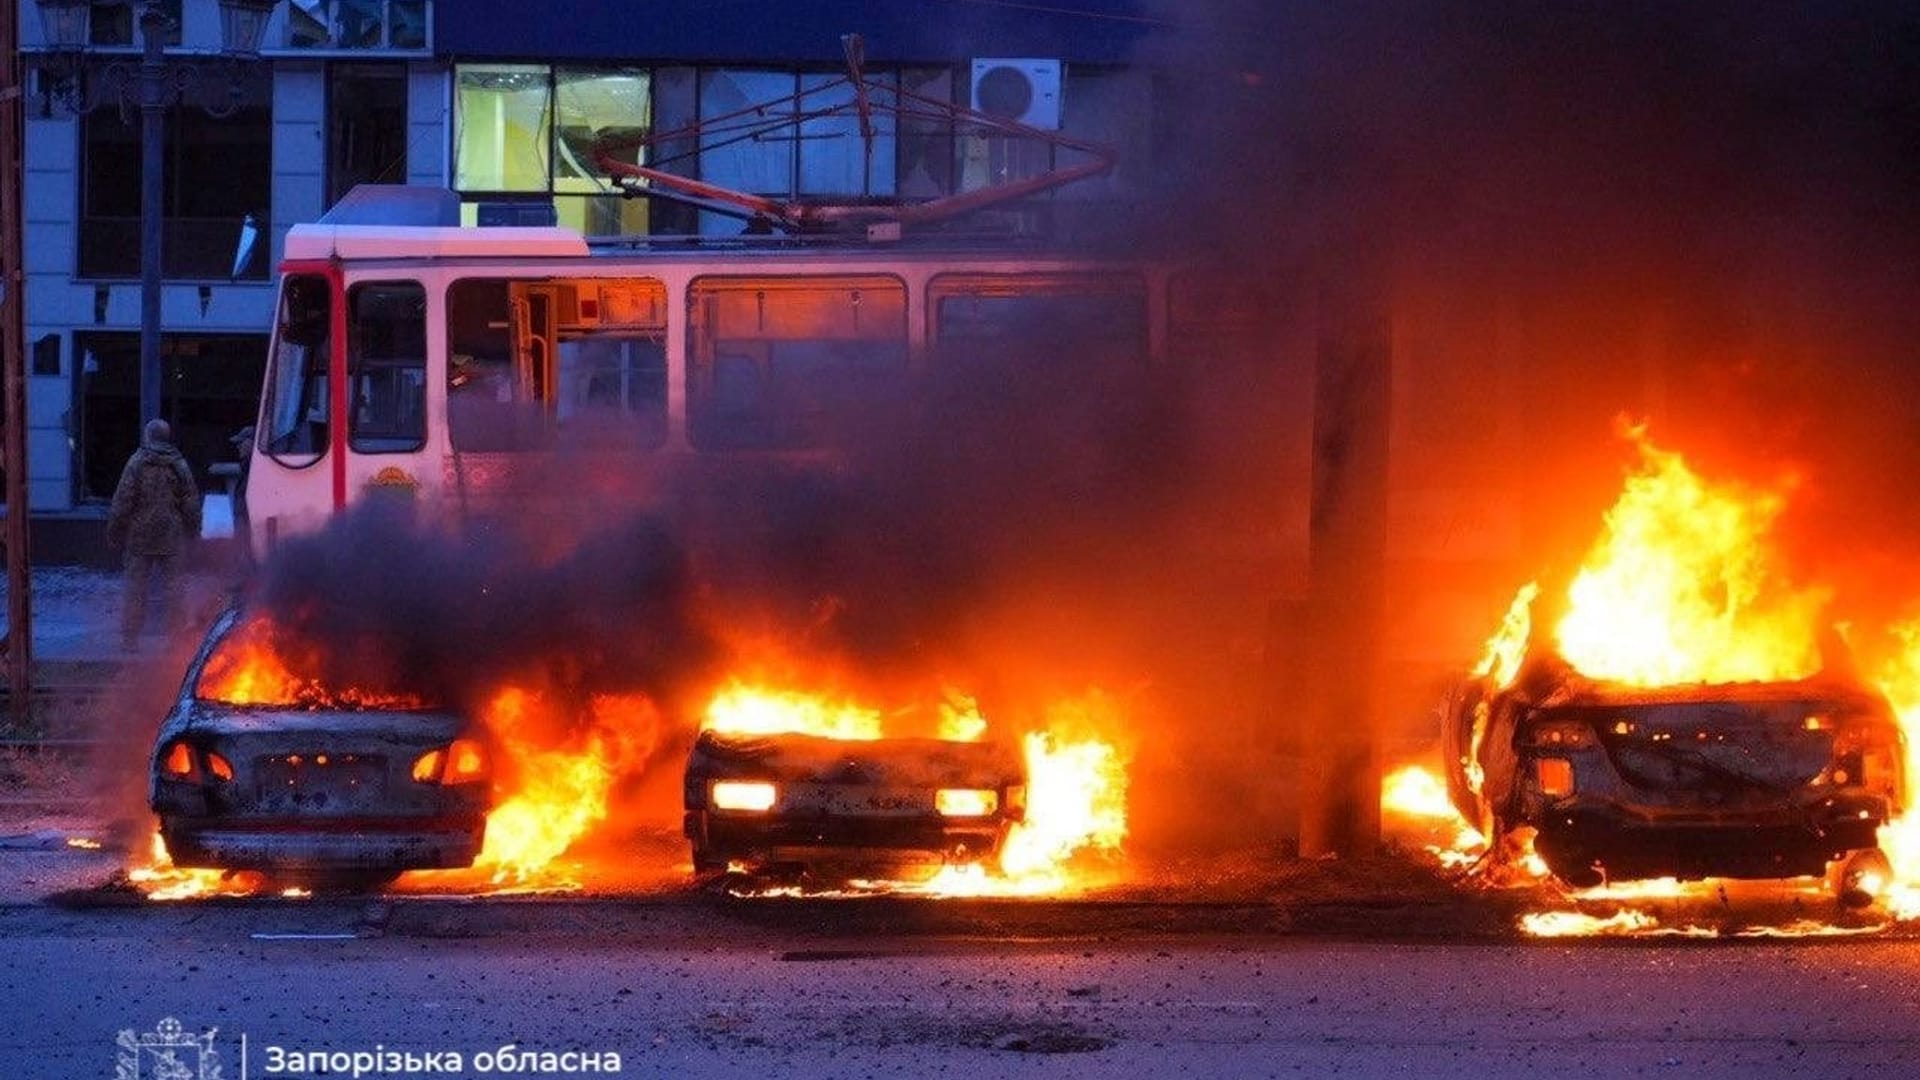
(241, 200), (1199, 553)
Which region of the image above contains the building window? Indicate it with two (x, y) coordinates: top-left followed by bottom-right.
(86, 1), (182, 47)
(452, 63), (980, 238)
(286, 0), (428, 50)
(348, 282), (427, 453)
(75, 331), (268, 500)
(697, 69), (796, 200)
(453, 64), (650, 236)
(553, 68), (650, 236)
(78, 65), (271, 281)
(328, 64), (409, 205)
(454, 64), (551, 193)
(687, 276), (908, 451)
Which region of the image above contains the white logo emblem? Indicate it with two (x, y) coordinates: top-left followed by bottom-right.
(116, 1018), (224, 1080)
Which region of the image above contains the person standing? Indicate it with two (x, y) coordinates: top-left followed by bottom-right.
(106, 418), (202, 651)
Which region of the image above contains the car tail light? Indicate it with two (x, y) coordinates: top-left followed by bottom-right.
(1862, 748), (1900, 796)
(204, 752), (235, 782)
(162, 741), (195, 778)
(444, 739), (488, 785)
(411, 740), (488, 785)
(1535, 757), (1575, 797)
(711, 780), (778, 812)
(936, 788), (999, 817)
(1004, 785), (1027, 819)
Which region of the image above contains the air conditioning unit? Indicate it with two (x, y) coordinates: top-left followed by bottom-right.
(970, 59), (1062, 130)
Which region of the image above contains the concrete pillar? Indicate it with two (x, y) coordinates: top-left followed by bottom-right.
(1296, 241), (1391, 857)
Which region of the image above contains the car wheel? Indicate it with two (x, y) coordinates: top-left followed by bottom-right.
(1828, 848), (1892, 910)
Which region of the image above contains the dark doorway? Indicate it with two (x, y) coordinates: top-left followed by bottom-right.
(75, 333), (267, 501)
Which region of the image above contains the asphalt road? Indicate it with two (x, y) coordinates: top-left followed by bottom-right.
(4, 890), (1919, 1080)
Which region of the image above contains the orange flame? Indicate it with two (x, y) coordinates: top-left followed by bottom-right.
(127, 832), (305, 901)
(1552, 429), (1827, 685)
(703, 681), (886, 741)
(1380, 764), (1486, 870)
(197, 617), (426, 710)
(1869, 622), (1920, 919)
(1474, 583), (1538, 689)
(461, 687), (661, 888)
(999, 727), (1129, 882)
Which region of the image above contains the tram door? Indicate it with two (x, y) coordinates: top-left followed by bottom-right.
(511, 285), (558, 409)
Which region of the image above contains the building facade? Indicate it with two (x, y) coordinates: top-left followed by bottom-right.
(13, 0), (1157, 520)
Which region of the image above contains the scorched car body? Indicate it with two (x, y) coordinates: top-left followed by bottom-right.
(150, 608), (491, 885)
(1444, 653), (1906, 894)
(684, 729), (1025, 880)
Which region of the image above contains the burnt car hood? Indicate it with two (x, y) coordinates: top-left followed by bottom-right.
(1498, 657), (1889, 714)
(688, 729), (1023, 788)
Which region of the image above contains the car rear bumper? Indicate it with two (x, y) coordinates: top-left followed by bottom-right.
(686, 811), (1009, 874)
(160, 817), (485, 871)
(1531, 791), (1892, 881)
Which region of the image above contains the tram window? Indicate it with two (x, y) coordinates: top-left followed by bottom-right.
(555, 334), (668, 448)
(348, 282), (428, 453)
(932, 282), (1146, 367)
(448, 276), (667, 451)
(688, 276), (907, 451)
(261, 273), (331, 463)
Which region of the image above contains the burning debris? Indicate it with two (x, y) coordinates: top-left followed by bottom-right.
(1388, 424), (1920, 936)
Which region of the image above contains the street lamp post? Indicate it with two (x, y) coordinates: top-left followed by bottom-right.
(33, 0), (278, 427)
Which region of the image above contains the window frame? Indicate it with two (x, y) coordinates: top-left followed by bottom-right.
(346, 279), (430, 455)
(278, 0), (432, 53)
(685, 272), (910, 452)
(258, 272), (336, 468)
(926, 271), (1150, 366)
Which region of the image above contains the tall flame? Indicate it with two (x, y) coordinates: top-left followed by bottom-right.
(1474, 583), (1538, 689)
(1870, 622), (1920, 920)
(999, 729), (1130, 882)
(1552, 430), (1827, 685)
(466, 687), (661, 887)
(703, 682), (885, 741)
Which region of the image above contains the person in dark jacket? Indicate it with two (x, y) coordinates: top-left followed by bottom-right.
(106, 418), (202, 650)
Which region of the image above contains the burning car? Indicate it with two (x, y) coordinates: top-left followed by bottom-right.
(150, 608), (492, 888)
(1444, 652), (1906, 901)
(684, 727), (1026, 882)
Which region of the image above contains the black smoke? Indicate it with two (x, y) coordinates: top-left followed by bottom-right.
(252, 498), (715, 719)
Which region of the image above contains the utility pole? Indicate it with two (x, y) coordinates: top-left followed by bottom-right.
(134, 0), (165, 427)
(1, 0), (35, 724)
(1295, 230), (1391, 858)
